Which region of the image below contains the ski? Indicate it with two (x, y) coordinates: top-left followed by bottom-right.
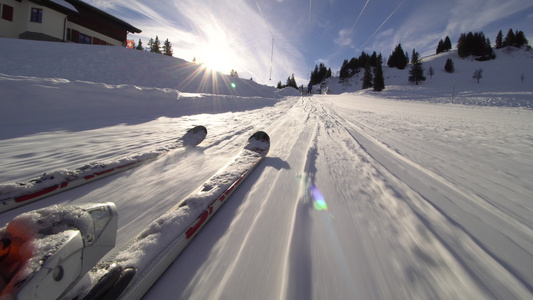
(0, 126), (207, 214)
(0, 202), (119, 299)
(0, 131), (269, 300)
(75, 131), (270, 300)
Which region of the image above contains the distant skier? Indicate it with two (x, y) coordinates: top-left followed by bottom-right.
(307, 83), (312, 94)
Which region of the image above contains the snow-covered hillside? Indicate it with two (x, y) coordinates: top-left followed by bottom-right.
(1, 38), (532, 299)
(0, 38), (278, 97)
(326, 47), (533, 107)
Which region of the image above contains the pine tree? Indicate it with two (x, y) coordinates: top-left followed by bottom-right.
(362, 63), (373, 89)
(387, 44), (408, 69)
(285, 76), (290, 87)
(136, 39), (143, 50)
(339, 59), (350, 80)
(276, 81), (283, 89)
(408, 51), (425, 85)
(436, 39), (445, 54)
(286, 74), (298, 89)
(373, 55), (385, 92)
(444, 58), (454, 73)
(150, 36), (161, 54)
(309, 63), (331, 85)
(147, 38), (154, 51)
(515, 30), (529, 48)
(443, 36), (452, 51)
(349, 57), (359, 73)
(163, 39), (173, 56)
(495, 30), (503, 49)
(457, 33), (467, 57)
(370, 52), (377, 67)
(504, 29), (516, 47)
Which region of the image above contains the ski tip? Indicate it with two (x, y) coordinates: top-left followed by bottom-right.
(249, 131), (269, 142)
(83, 264), (136, 300)
(188, 125), (207, 135)
(182, 125), (208, 147)
(246, 131), (270, 154)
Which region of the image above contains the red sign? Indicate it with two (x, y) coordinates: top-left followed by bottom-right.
(126, 39), (134, 49)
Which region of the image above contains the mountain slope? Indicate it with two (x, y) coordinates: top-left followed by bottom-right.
(0, 38), (277, 97)
(326, 47), (533, 107)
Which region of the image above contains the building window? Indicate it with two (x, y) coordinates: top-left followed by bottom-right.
(30, 8), (43, 23)
(79, 33), (92, 44)
(2, 4), (14, 22)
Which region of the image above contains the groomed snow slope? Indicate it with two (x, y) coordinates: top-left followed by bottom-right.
(1, 38), (532, 299)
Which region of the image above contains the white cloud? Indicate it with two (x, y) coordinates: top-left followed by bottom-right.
(334, 28), (352, 47)
(444, 0), (533, 37)
(367, 0), (533, 58)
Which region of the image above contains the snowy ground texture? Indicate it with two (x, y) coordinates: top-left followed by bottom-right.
(1, 38), (532, 299)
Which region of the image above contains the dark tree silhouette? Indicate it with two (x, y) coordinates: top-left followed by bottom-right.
(387, 44), (408, 69)
(473, 68), (483, 83)
(408, 51), (426, 85)
(362, 63), (373, 89)
(444, 58), (455, 73)
(373, 55), (385, 92)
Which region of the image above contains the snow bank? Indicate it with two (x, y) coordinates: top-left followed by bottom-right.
(0, 74), (279, 140)
(0, 38), (278, 98)
(276, 87), (301, 96)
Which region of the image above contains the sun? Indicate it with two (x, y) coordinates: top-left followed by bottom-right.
(195, 21), (239, 74)
(201, 47), (231, 73)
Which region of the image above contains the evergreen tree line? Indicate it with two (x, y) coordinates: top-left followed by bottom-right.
(360, 54), (385, 91)
(387, 44), (409, 70)
(435, 28), (529, 64)
(301, 27), (529, 93)
(276, 74), (298, 89)
(339, 51), (381, 80)
(436, 36), (452, 54)
(309, 63), (332, 86)
(133, 36), (173, 56)
(456, 28), (529, 60)
(386, 45), (427, 85)
(457, 31), (495, 60)
(495, 28), (529, 49)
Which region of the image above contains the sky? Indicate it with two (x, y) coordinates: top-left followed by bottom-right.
(86, 0), (533, 86)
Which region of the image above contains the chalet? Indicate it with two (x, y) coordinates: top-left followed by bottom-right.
(0, 0), (141, 46)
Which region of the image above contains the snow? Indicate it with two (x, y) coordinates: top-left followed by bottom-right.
(1, 38), (533, 299)
(326, 48), (533, 107)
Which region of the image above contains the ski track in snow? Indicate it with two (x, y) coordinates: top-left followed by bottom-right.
(1, 92), (532, 298)
(143, 97), (531, 299)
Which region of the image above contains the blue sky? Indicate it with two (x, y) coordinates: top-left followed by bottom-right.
(87, 0), (533, 86)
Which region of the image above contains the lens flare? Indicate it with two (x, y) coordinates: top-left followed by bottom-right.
(231, 82), (236, 88)
(310, 184), (327, 211)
